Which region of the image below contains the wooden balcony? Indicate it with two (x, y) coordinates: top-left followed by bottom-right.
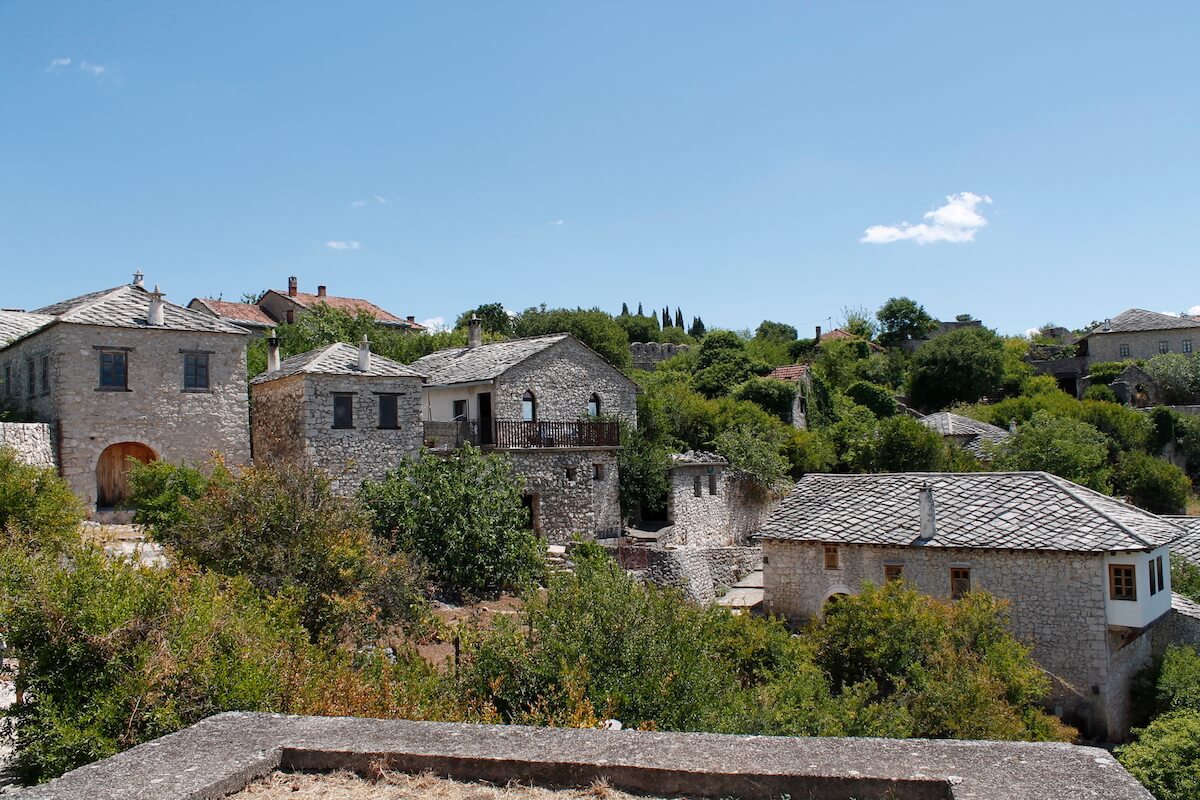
(423, 419), (619, 450)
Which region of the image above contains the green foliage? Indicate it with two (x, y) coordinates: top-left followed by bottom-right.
(1088, 360), (1138, 384)
(1078, 399), (1154, 454)
(713, 424), (790, 488)
(455, 302), (515, 336)
(872, 416), (949, 473)
(990, 411), (1112, 491)
(616, 421), (670, 521)
(908, 327), (1005, 412)
(853, 349), (909, 390)
(512, 306), (633, 371)
(144, 460), (422, 640)
(1146, 354), (1200, 404)
(839, 305), (877, 341)
(360, 446), (543, 598)
(1117, 711), (1200, 800)
(821, 398), (880, 473)
(1156, 646), (1200, 715)
(1113, 451), (1192, 513)
(692, 330), (763, 398)
(746, 321), (798, 368)
(126, 459), (210, 530)
(616, 312), (661, 344)
(845, 380), (897, 418)
(1082, 384), (1119, 403)
(0, 400), (36, 422)
(876, 297), (938, 347)
(999, 337), (1034, 396)
(1173, 556), (1200, 605)
(0, 448), (83, 554)
(812, 338), (871, 390)
(731, 377), (796, 424)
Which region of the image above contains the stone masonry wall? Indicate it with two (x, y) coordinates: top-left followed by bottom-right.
(1, 323), (251, 507)
(762, 540), (1125, 738)
(630, 341), (690, 371)
(250, 374), (306, 465)
(667, 467), (780, 547)
(494, 338), (638, 425)
(647, 546), (762, 604)
(0, 422), (55, 467)
(505, 449), (619, 543)
(1088, 329), (1200, 363)
(299, 373), (423, 494)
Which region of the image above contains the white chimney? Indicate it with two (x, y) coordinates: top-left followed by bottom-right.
(147, 284), (165, 326)
(468, 315), (483, 349)
(267, 329), (281, 373)
(358, 334), (371, 371)
(132, 269), (145, 288)
(918, 483), (937, 540)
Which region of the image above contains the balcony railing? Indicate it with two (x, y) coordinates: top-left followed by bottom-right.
(422, 419), (619, 450)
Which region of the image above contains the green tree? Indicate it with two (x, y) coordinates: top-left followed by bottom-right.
(512, 306), (632, 371)
(839, 305), (877, 341)
(872, 416), (947, 473)
(908, 326), (1005, 412)
(455, 302), (514, 336)
(688, 316), (707, 338)
(616, 312), (661, 344)
(845, 380), (897, 418)
(813, 337), (871, 390)
(1113, 451), (1192, 514)
(876, 297), (938, 347)
(990, 411), (1112, 491)
(360, 445), (543, 597)
(692, 330), (760, 398)
(0, 448), (83, 554)
(732, 377), (797, 424)
(1146, 353), (1200, 404)
(1117, 711), (1200, 800)
(616, 421), (670, 521)
(713, 425), (790, 489)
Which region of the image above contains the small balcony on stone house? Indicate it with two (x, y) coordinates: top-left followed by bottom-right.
(422, 419), (620, 451)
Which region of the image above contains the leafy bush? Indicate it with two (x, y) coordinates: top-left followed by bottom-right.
(713, 424), (790, 488)
(1088, 360), (1137, 385)
(732, 377), (796, 423)
(616, 421), (669, 521)
(1146, 354), (1200, 404)
(908, 327), (1005, 412)
(126, 459), (212, 530)
(991, 411), (1113, 492)
(1117, 710), (1200, 800)
(1083, 384), (1119, 403)
(1113, 451), (1192, 514)
(360, 445), (543, 598)
(0, 447), (83, 553)
(872, 416), (948, 473)
(845, 380), (897, 418)
(1156, 646), (1200, 714)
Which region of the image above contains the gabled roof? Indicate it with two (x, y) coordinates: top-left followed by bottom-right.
(411, 334), (573, 385)
(262, 289), (424, 329)
(250, 342), (426, 384)
(758, 472), (1184, 553)
(1085, 309), (1200, 335)
(189, 298), (276, 328)
(766, 364), (810, 382)
(820, 328), (885, 352)
(918, 412), (1010, 459)
(1166, 516), (1200, 565)
(0, 310), (56, 347)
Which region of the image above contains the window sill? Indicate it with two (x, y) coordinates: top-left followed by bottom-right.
(332, 426), (355, 430)
(95, 387), (132, 392)
(182, 389), (212, 394)
(377, 426), (401, 430)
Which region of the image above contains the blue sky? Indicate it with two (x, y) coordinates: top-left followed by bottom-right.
(2, 2), (1198, 336)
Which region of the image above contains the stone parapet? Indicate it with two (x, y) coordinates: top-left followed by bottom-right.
(0, 421), (55, 467)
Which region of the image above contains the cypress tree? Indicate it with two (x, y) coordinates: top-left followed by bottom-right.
(637, 302), (644, 316)
(662, 307), (671, 328)
(674, 307), (684, 328)
(621, 302), (630, 316)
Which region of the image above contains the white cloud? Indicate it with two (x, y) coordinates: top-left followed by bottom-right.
(862, 192), (992, 245)
(1161, 310), (1181, 317)
(1187, 305), (1200, 316)
(324, 240), (360, 250)
(79, 61), (106, 76)
(372, 195), (387, 205)
(549, 219), (564, 226)
(350, 200), (368, 208)
(47, 57), (71, 71)
(419, 316), (447, 332)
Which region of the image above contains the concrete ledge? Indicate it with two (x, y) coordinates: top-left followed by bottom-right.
(12, 713), (1152, 800)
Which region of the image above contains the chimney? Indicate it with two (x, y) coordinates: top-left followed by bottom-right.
(406, 315), (416, 323)
(317, 285), (326, 298)
(267, 329), (281, 373)
(815, 325), (822, 343)
(918, 483), (937, 541)
(468, 315), (482, 348)
(358, 334), (371, 371)
(288, 276), (298, 297)
(132, 269), (145, 288)
(147, 284), (165, 326)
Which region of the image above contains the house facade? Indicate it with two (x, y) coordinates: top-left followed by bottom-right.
(250, 337), (425, 493)
(758, 471), (1185, 740)
(412, 322), (637, 542)
(664, 452), (779, 547)
(0, 274), (251, 509)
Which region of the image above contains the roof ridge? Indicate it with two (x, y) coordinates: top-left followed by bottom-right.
(54, 284), (134, 319)
(1037, 472), (1159, 549)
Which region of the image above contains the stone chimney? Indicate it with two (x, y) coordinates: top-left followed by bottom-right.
(358, 334), (371, 371)
(288, 276), (298, 297)
(468, 315), (482, 349)
(406, 315), (416, 324)
(147, 284), (165, 326)
(317, 285), (327, 298)
(918, 483), (937, 540)
(267, 329), (281, 373)
(815, 325), (822, 343)
(132, 270), (145, 288)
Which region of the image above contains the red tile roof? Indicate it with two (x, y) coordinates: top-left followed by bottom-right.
(766, 364), (810, 382)
(820, 328), (885, 352)
(190, 298), (276, 327)
(273, 290), (425, 330)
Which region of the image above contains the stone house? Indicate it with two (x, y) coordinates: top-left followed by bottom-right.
(250, 336), (425, 493)
(411, 321), (638, 542)
(664, 452), (779, 547)
(186, 297), (277, 334)
(763, 363), (813, 429)
(917, 411), (1010, 461)
(256, 276), (424, 330)
(758, 471), (1186, 740)
(0, 274), (251, 509)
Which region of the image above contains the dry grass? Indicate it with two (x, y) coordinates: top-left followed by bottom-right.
(228, 770), (671, 800)
(1186, 494), (1200, 515)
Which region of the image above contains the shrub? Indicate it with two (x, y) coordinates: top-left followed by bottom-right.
(360, 446), (543, 598)
(908, 327), (1005, 412)
(713, 424), (790, 489)
(732, 377), (797, 423)
(0, 447), (83, 553)
(1082, 384), (1119, 403)
(616, 421), (670, 521)
(872, 416), (947, 473)
(990, 411), (1112, 492)
(126, 459), (213, 530)
(1113, 451), (1192, 514)
(1157, 646), (1200, 714)
(845, 380), (897, 418)
(1146, 354), (1200, 404)
(1117, 710), (1200, 800)
(1088, 360), (1137, 385)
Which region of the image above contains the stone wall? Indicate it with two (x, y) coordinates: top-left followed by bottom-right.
(630, 341), (690, 371)
(1087, 329), (1200, 363)
(0, 421), (55, 467)
(250, 374), (307, 465)
(647, 546), (761, 604)
(761, 540), (1131, 738)
(1, 323), (251, 507)
(505, 449), (619, 543)
(667, 467), (780, 547)
(495, 338), (638, 425)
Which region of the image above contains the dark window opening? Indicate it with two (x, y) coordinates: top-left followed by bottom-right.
(708, 470), (718, 495)
(379, 394), (399, 429)
(593, 463), (605, 480)
(26, 359), (34, 396)
(1119, 344), (1130, 358)
(1149, 560), (1158, 596)
(1159, 341), (1170, 354)
(99, 351), (127, 390)
(884, 564), (903, 582)
(521, 390), (537, 422)
(693, 476), (702, 497)
(452, 399), (467, 420)
(587, 393), (601, 417)
(333, 394), (354, 429)
(824, 544), (839, 570)
(950, 567), (971, 599)
(183, 353), (209, 390)
(40, 356), (49, 393)
(565, 467), (578, 482)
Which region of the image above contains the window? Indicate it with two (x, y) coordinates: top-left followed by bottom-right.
(98, 350), (128, 390)
(1185, 340), (1193, 354)
(1156, 555), (1165, 594)
(379, 394), (399, 429)
(452, 399), (467, 420)
(823, 544), (839, 570)
(183, 353), (209, 391)
(521, 390), (536, 422)
(950, 567), (971, 599)
(587, 393), (601, 417)
(26, 359), (34, 396)
(708, 470), (718, 495)
(1109, 564), (1136, 601)
(884, 564), (903, 582)
(3, 364), (10, 397)
(332, 394), (354, 429)
(565, 467), (578, 482)
(1149, 560), (1158, 596)
(1119, 344), (1130, 358)
(40, 356), (49, 394)
(693, 476), (703, 497)
(592, 463), (605, 480)
(1159, 341), (1170, 354)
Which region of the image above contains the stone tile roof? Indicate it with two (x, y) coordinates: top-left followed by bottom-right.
(757, 472), (1184, 552)
(11, 284), (250, 343)
(1166, 516), (1200, 564)
(765, 364), (810, 382)
(189, 298), (277, 327)
(918, 412), (1010, 459)
(669, 450), (728, 466)
(1086, 309), (1200, 335)
(265, 289), (424, 329)
(1172, 592), (1200, 621)
(251, 342), (426, 384)
(411, 334), (571, 385)
(0, 310), (56, 346)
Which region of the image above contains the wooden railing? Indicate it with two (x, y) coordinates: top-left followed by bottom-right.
(424, 419), (620, 450)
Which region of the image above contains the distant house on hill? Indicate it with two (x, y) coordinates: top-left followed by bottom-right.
(899, 318), (983, 353)
(917, 411), (1010, 461)
(758, 471), (1193, 740)
(187, 297), (276, 332)
(190, 276), (426, 332)
(764, 363), (814, 430)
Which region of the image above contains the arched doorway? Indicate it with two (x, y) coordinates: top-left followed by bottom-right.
(96, 442), (156, 507)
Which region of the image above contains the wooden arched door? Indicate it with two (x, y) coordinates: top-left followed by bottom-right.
(96, 442), (156, 507)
